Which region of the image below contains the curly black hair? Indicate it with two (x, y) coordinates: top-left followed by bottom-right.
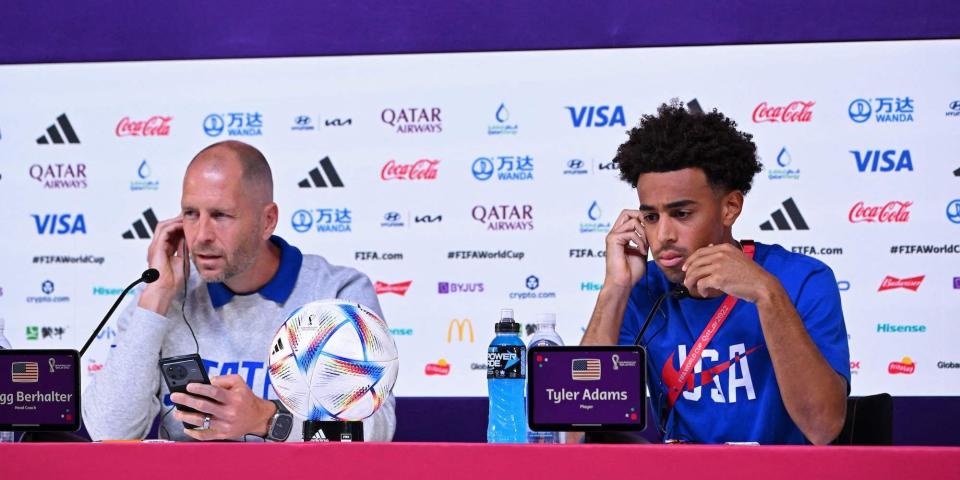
(615, 99), (762, 194)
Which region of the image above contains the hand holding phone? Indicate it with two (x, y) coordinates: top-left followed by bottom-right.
(159, 354), (211, 429)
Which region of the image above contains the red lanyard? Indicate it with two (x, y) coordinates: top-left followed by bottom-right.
(666, 240), (755, 408)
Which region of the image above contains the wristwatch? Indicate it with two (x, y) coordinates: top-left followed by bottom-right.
(265, 400), (294, 442)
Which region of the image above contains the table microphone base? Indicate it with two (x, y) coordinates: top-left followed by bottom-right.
(303, 420), (363, 442)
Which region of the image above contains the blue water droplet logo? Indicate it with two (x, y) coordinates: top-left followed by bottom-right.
(495, 103), (510, 123)
(776, 147), (792, 168)
(588, 201), (602, 221)
(138, 159), (151, 179)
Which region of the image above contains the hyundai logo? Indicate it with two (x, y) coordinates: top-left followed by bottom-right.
(950, 100), (960, 111)
(567, 159), (584, 170)
(472, 157), (495, 181)
(384, 211), (401, 222)
(203, 114), (225, 137)
(848, 99), (872, 123)
(295, 115), (312, 126)
(291, 209), (314, 233)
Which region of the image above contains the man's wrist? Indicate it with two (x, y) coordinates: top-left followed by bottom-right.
(254, 398), (278, 437)
(137, 287), (174, 317)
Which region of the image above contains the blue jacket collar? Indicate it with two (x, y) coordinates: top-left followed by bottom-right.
(206, 235), (303, 309)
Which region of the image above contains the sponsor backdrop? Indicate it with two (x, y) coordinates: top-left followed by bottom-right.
(0, 39), (958, 398)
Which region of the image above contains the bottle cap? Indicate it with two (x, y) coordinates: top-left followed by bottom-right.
(535, 313), (556, 326)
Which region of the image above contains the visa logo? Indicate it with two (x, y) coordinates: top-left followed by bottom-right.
(566, 106), (626, 128)
(32, 213), (87, 235)
(851, 150), (914, 172)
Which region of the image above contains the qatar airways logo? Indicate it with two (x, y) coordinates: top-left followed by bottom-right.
(878, 275), (924, 292)
(752, 101), (814, 123)
(471, 205), (533, 231)
(380, 159), (439, 181)
(116, 116), (172, 137)
(848, 201), (911, 223)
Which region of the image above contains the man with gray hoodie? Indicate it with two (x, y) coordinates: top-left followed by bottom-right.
(83, 140), (395, 442)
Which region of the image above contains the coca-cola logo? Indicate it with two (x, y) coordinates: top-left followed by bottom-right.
(116, 116), (173, 137)
(878, 275), (924, 292)
(752, 101), (814, 123)
(380, 159), (439, 181)
(888, 357), (916, 375)
(848, 201), (912, 223)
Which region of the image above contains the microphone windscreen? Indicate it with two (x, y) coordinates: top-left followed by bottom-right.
(142, 268), (160, 284)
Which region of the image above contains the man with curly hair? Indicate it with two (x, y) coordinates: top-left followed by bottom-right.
(581, 100), (849, 445)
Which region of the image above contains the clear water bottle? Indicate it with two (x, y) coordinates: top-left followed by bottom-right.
(0, 318), (15, 442)
(527, 313), (564, 444)
(487, 309), (527, 443)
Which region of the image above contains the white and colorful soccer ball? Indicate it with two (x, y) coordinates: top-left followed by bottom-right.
(268, 300), (399, 421)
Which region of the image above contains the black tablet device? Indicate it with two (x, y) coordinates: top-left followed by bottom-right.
(0, 349), (81, 431)
(527, 345), (646, 432)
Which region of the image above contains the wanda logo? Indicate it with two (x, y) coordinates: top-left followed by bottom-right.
(848, 201), (912, 223)
(381, 159), (439, 181)
(116, 116), (173, 136)
(752, 101), (814, 123)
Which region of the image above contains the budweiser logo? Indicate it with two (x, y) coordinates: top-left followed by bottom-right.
(381, 159), (439, 180)
(752, 101), (814, 123)
(116, 116), (172, 137)
(425, 359), (451, 376)
(878, 275), (924, 292)
(848, 201), (912, 223)
(375, 280), (412, 295)
(888, 357), (916, 375)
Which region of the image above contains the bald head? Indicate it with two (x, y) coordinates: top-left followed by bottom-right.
(187, 141), (273, 207)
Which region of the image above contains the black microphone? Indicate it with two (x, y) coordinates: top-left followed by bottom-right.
(633, 284), (688, 346)
(78, 269), (159, 357)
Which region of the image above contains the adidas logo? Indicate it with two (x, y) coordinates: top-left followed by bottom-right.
(122, 208), (159, 239)
(298, 157), (344, 188)
(760, 198), (809, 231)
(36, 114), (80, 144)
(310, 429), (329, 442)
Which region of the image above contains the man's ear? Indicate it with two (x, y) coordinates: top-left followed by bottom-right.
(262, 202), (279, 240)
(721, 190), (744, 228)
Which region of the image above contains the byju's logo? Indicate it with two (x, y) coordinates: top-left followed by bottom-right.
(580, 201), (612, 233)
(381, 107), (442, 134)
(768, 147), (800, 180)
(203, 112), (263, 137)
(131, 160), (159, 191)
(488, 103), (518, 135)
(471, 155), (533, 181)
(32, 213), (87, 235)
(122, 208), (158, 239)
(36, 114), (80, 144)
(759, 198), (809, 231)
(298, 157), (344, 188)
(29, 163), (87, 189)
(851, 150), (913, 172)
(26, 280), (70, 304)
(438, 282), (484, 294)
(471, 205), (534, 231)
(566, 105), (626, 128)
(291, 208), (352, 233)
(947, 199), (960, 224)
(381, 211), (405, 228)
(848, 97), (915, 124)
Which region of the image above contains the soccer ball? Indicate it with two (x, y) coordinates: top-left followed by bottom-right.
(268, 300), (399, 421)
